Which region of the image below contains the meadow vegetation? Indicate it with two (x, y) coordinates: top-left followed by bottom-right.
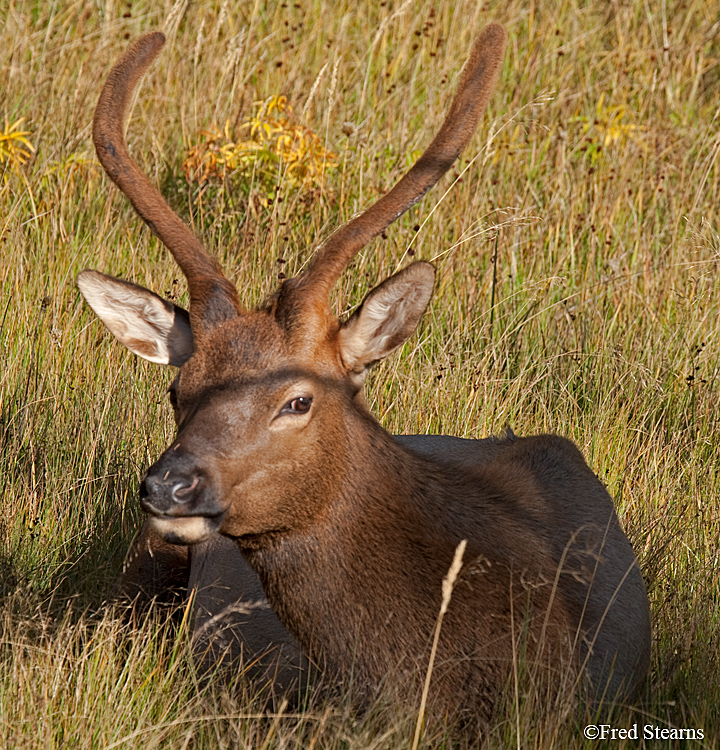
(1, 0), (719, 746)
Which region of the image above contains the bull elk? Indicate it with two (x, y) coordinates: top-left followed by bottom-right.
(78, 25), (651, 724)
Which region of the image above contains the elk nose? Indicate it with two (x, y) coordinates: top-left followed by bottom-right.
(140, 469), (203, 515)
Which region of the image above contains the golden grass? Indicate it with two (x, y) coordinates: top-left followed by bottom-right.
(1, 0), (719, 746)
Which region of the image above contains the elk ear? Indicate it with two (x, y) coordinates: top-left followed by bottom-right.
(339, 262), (435, 381)
(77, 269), (194, 366)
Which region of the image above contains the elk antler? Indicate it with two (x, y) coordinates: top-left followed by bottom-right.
(283, 23), (506, 313)
(93, 32), (240, 330)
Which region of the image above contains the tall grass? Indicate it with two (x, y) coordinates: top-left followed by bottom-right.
(1, 0), (719, 746)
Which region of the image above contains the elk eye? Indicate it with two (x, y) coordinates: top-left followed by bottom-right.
(282, 396), (313, 415)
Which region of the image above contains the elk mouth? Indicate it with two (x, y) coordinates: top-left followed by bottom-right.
(139, 463), (226, 544)
(148, 512), (225, 545)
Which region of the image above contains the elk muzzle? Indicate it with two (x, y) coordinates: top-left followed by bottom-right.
(140, 449), (225, 544)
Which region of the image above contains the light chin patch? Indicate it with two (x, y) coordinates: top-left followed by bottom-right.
(150, 516), (216, 545)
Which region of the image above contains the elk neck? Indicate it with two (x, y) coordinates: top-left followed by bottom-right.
(237, 408), (556, 700)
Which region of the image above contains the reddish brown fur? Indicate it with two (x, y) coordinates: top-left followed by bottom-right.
(80, 25), (651, 726)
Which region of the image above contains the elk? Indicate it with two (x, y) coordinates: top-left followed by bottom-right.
(78, 25), (651, 723)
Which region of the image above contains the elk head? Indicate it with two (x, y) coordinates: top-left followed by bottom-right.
(78, 26), (506, 547)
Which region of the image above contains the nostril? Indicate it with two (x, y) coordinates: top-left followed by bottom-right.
(139, 477), (152, 506)
(171, 475), (200, 503)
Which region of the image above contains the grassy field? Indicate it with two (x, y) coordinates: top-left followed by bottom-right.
(1, 0), (719, 746)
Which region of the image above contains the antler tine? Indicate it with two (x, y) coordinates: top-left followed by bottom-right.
(93, 32), (240, 329)
(287, 23), (506, 306)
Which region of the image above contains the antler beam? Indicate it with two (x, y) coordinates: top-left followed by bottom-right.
(289, 23), (506, 303)
(93, 32), (240, 330)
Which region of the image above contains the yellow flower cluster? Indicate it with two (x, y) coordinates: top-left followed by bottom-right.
(182, 95), (336, 194)
(0, 118), (34, 181)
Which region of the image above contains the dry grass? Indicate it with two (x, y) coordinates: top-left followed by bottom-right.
(1, 0), (719, 746)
